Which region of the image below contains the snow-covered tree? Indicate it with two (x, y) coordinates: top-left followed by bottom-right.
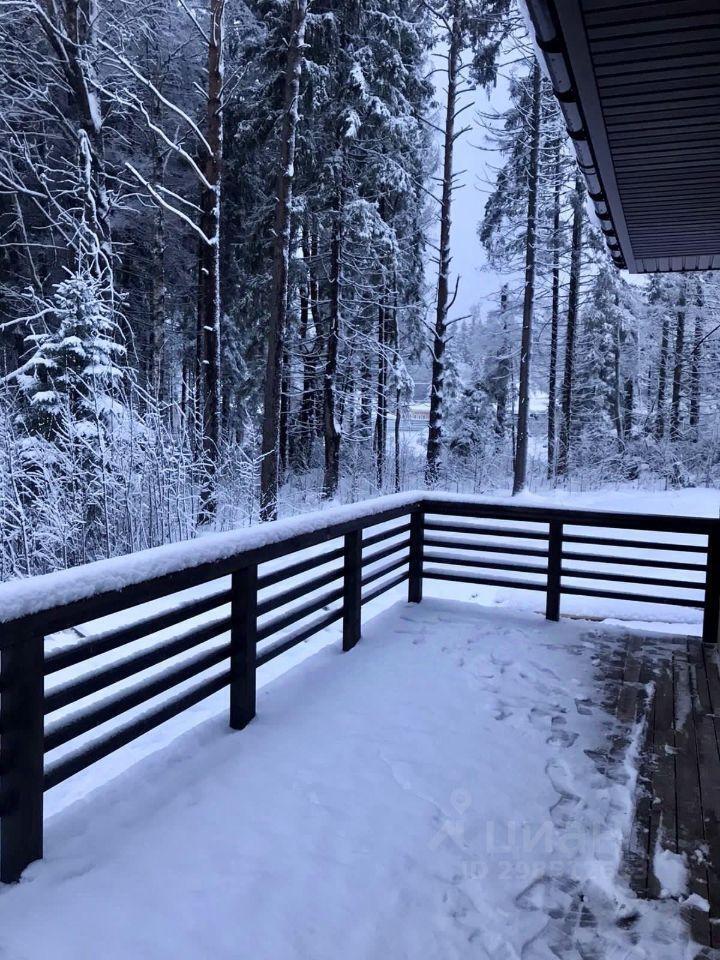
(15, 261), (126, 438)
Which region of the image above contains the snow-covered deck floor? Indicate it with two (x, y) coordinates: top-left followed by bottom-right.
(0, 598), (697, 958)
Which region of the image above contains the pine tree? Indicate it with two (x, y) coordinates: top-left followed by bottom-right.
(16, 262), (126, 438)
(446, 364), (493, 461)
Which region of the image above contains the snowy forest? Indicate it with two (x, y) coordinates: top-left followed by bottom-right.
(0, 0), (718, 580)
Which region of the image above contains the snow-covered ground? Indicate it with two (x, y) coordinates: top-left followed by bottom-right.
(0, 598), (694, 958)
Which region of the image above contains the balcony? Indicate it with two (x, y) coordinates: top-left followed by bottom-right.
(1, 493), (718, 955)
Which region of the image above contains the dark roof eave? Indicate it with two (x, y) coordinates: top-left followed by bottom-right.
(524, 0), (627, 270)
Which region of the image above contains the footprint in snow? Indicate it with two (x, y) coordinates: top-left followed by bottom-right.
(545, 758), (582, 828)
(515, 874), (580, 917)
(547, 716), (578, 749)
(491, 653), (513, 673)
(549, 793), (582, 830)
(528, 661), (563, 683)
(546, 758), (580, 800)
(526, 677), (567, 699)
(528, 705), (555, 729)
(494, 701), (513, 721)
(547, 731), (579, 750)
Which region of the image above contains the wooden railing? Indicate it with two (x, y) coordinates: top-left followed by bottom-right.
(1, 494), (718, 882)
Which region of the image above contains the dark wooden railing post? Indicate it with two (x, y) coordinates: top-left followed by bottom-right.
(229, 564), (258, 729)
(343, 529), (362, 652)
(545, 520), (563, 622)
(0, 631), (45, 883)
(702, 525), (720, 645)
(408, 509), (424, 604)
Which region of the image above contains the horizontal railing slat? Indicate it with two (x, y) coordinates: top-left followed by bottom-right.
(360, 555), (408, 589)
(44, 587), (231, 675)
(562, 532), (707, 553)
(257, 545), (344, 590)
(422, 498), (717, 534)
(44, 614), (231, 714)
(424, 520), (548, 540)
(561, 550), (705, 571)
(43, 670), (231, 790)
(423, 568), (547, 591)
(257, 565), (344, 617)
(424, 536), (549, 559)
(257, 586), (345, 643)
(361, 571), (408, 606)
(362, 538), (410, 567)
(256, 607), (344, 668)
(423, 552), (548, 576)
(561, 566), (705, 590)
(44, 643), (231, 752)
(561, 584), (704, 608)
(362, 522), (411, 549)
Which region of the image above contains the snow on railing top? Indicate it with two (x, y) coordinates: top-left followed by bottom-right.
(0, 488), (716, 627)
(0, 492), (422, 626)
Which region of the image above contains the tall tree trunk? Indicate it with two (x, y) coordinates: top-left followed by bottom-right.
(390, 282), (401, 493)
(294, 224), (315, 469)
(259, 0), (308, 520)
(149, 97), (167, 399)
(394, 389), (401, 491)
(374, 299), (387, 487)
(556, 175), (585, 480)
(611, 297), (623, 443)
(512, 61), (542, 495)
(196, 0), (225, 524)
(546, 139), (561, 478)
(655, 313), (669, 441)
(337, 367), (350, 432)
(279, 349), (289, 475)
(146, 32), (167, 399)
(359, 352), (373, 442)
(670, 282), (686, 442)
(150, 207), (166, 397)
(425, 0), (461, 486)
(69, 0), (112, 267)
(309, 226), (324, 441)
(34, 1), (112, 268)
(323, 173), (343, 499)
(623, 376), (634, 439)
(689, 280), (703, 435)
(495, 286), (511, 439)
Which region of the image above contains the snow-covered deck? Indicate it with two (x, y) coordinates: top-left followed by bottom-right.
(0, 598), (698, 958)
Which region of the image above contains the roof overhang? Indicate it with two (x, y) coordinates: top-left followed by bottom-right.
(524, 0), (720, 274)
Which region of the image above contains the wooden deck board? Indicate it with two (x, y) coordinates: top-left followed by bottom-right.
(691, 645), (720, 947)
(626, 650), (657, 896)
(647, 654), (677, 897)
(618, 633), (720, 952)
(674, 648), (711, 945)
